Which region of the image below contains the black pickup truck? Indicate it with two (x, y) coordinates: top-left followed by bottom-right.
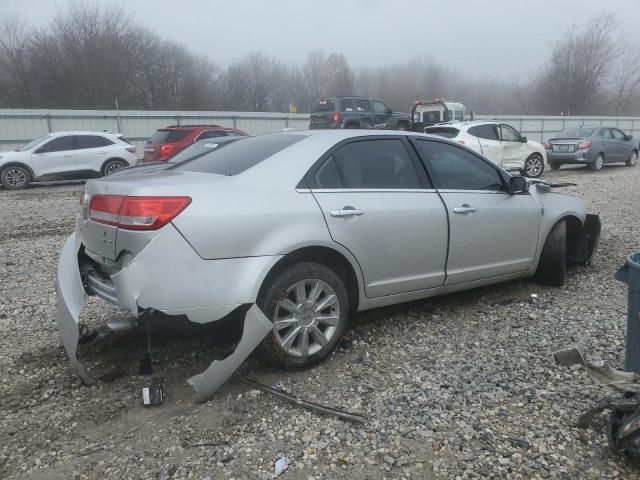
(309, 97), (411, 130)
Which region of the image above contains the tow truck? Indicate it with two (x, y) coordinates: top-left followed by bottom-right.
(410, 99), (466, 132)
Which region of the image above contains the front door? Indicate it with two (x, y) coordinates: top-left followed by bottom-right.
(500, 124), (527, 171)
(611, 128), (632, 162)
(355, 99), (375, 128)
(411, 138), (540, 285)
(308, 137), (448, 298)
(31, 135), (78, 176)
(372, 100), (392, 129)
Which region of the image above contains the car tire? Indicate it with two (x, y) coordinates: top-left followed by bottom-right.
(523, 153), (545, 178)
(102, 158), (128, 176)
(1, 165), (32, 190)
(590, 154), (604, 171)
(257, 262), (349, 369)
(535, 220), (567, 287)
(397, 122), (409, 131)
(345, 123), (358, 129)
(549, 163), (561, 170)
(626, 151), (638, 167)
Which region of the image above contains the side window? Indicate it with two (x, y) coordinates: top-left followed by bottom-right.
(40, 135), (76, 153)
(600, 128), (613, 139)
(468, 124), (499, 140)
(500, 125), (521, 142)
(198, 130), (226, 140)
(612, 129), (626, 140)
(413, 140), (506, 191)
(355, 99), (372, 112)
(372, 101), (388, 114)
(454, 110), (464, 121)
(339, 99), (355, 112)
(314, 139), (424, 189)
(77, 135), (114, 149)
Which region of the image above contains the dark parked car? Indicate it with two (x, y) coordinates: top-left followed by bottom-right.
(143, 125), (247, 162)
(309, 97), (411, 131)
(545, 126), (638, 171)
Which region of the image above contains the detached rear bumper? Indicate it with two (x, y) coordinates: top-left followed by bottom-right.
(55, 228), (280, 399)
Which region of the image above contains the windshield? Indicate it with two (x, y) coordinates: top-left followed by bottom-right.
(557, 127), (596, 138)
(17, 135), (50, 151)
(167, 138), (244, 164)
(172, 134), (306, 175)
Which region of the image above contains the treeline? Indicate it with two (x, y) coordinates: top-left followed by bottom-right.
(1, 3), (639, 116)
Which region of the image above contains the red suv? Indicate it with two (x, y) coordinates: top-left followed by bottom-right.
(142, 125), (248, 162)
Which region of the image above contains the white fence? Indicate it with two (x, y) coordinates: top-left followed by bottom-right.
(1, 109), (640, 154)
(0, 109), (311, 154)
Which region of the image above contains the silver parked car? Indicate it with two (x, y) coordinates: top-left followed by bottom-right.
(545, 126), (639, 171)
(56, 131), (600, 400)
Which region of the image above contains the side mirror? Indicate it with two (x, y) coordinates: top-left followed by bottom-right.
(509, 176), (529, 194)
(627, 134), (633, 141)
(385, 107), (393, 114)
(521, 136), (528, 143)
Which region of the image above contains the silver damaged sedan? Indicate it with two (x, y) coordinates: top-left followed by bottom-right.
(56, 131), (601, 400)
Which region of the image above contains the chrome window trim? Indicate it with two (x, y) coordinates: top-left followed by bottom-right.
(437, 189), (508, 195)
(304, 188), (438, 194)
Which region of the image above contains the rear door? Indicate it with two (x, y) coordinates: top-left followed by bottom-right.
(31, 135), (78, 176)
(355, 99), (374, 128)
(308, 137), (448, 297)
(411, 139), (540, 285)
(599, 128), (616, 160)
(467, 124), (502, 163)
(500, 124), (527, 170)
(75, 135), (115, 172)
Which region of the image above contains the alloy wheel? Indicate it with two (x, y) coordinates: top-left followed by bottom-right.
(273, 279), (341, 358)
(105, 161), (125, 174)
(4, 168), (27, 188)
(524, 155), (543, 177)
(629, 152), (638, 167)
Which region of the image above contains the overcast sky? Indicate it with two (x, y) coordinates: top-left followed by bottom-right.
(3, 0), (640, 79)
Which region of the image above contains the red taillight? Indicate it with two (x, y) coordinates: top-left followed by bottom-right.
(159, 144), (175, 159)
(457, 140), (466, 145)
(89, 195), (191, 230)
(577, 140), (592, 150)
(332, 112), (342, 123)
(126, 146), (137, 153)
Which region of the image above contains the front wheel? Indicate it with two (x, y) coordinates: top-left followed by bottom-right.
(535, 220), (567, 286)
(523, 154), (545, 178)
(1, 165), (32, 190)
(626, 151), (638, 167)
(257, 262), (349, 368)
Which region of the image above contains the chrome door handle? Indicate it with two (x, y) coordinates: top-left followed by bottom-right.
(330, 208), (364, 218)
(453, 204), (476, 214)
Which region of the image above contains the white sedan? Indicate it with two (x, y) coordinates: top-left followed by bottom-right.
(424, 121), (547, 177)
(0, 131), (137, 189)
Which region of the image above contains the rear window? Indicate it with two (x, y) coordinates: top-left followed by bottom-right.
(558, 127), (596, 138)
(313, 99), (335, 113)
(424, 127), (460, 138)
(172, 134), (306, 176)
(148, 129), (191, 144)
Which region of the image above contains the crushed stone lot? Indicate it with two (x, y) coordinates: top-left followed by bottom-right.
(1, 167), (640, 480)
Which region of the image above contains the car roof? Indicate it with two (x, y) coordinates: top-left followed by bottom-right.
(425, 120), (496, 129)
(47, 131), (121, 137)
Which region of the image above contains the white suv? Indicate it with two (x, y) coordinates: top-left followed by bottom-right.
(424, 121), (547, 177)
(0, 131), (137, 189)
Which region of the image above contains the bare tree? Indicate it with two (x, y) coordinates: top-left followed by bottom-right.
(0, 16), (36, 107)
(612, 37), (640, 116)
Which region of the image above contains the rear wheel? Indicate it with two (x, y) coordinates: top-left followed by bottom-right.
(257, 262), (349, 368)
(535, 220), (567, 286)
(590, 154), (604, 171)
(1, 165), (31, 190)
(549, 163), (561, 171)
(523, 153), (545, 177)
(627, 151), (638, 167)
(102, 159), (127, 176)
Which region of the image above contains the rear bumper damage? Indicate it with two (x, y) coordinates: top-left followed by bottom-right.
(55, 231), (275, 401)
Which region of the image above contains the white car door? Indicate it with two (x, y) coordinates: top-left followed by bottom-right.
(500, 124), (528, 170)
(411, 139), (540, 285)
(31, 135), (78, 176)
(308, 137), (449, 298)
(75, 135), (113, 173)
(466, 124), (503, 166)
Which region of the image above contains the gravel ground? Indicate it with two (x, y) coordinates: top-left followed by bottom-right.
(1, 166), (640, 480)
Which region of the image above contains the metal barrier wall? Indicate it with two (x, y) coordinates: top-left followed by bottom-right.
(1, 109), (640, 154)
